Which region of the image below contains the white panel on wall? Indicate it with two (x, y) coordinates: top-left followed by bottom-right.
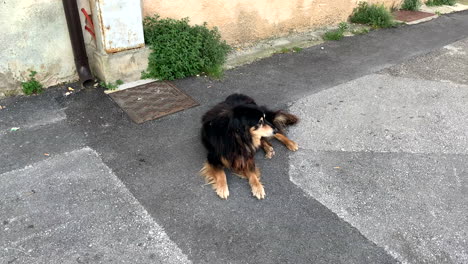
(96, 0), (144, 53)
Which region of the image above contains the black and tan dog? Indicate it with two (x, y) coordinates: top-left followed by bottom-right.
(200, 94), (298, 200)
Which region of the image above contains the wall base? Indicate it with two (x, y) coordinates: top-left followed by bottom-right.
(89, 47), (151, 83)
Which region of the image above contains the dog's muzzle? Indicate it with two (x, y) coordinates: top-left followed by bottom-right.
(265, 120), (278, 134)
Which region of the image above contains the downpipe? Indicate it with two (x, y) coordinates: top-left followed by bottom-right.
(62, 0), (94, 88)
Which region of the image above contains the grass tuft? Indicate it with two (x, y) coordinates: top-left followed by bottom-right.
(323, 30), (345, 41)
(21, 71), (43, 95)
(350, 2), (395, 28)
(426, 0), (456, 6)
(401, 0), (421, 10)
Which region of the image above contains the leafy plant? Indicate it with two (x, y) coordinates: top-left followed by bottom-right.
(100, 79), (123, 90)
(142, 15), (231, 80)
(323, 29), (345, 41)
(435, 10), (442, 15)
(21, 71), (43, 95)
(338, 22), (349, 31)
(426, 0), (456, 6)
(401, 0), (421, 10)
(350, 2), (395, 28)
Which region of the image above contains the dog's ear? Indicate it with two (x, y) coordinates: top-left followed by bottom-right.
(228, 116), (241, 132)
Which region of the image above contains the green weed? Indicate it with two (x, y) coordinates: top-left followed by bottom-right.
(21, 71), (43, 95)
(350, 2), (395, 28)
(142, 15), (231, 80)
(323, 29), (345, 41)
(338, 22), (349, 31)
(100, 79), (123, 90)
(275, 46), (303, 54)
(426, 0), (456, 6)
(292, 46), (303, 52)
(401, 0), (421, 10)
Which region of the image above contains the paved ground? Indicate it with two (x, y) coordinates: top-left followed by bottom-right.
(1, 11), (468, 264)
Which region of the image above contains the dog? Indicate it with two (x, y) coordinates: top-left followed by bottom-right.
(200, 93), (299, 200)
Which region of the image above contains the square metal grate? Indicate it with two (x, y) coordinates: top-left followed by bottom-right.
(108, 81), (199, 124)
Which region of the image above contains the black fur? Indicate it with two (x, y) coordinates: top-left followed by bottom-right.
(201, 93), (297, 169)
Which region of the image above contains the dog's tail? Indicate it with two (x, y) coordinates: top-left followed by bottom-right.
(274, 111), (299, 126)
(272, 111), (299, 134)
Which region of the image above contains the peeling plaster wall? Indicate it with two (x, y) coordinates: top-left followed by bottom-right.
(0, 0), (91, 96)
(143, 0), (402, 46)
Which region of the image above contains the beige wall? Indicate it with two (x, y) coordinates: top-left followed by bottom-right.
(143, 0), (401, 46)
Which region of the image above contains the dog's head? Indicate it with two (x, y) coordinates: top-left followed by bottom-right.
(231, 104), (277, 139)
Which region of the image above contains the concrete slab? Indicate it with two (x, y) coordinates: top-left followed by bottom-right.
(381, 38), (468, 85)
(289, 150), (468, 263)
(289, 74), (468, 154)
(0, 148), (189, 264)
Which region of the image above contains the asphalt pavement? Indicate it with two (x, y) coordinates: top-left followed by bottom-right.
(1, 10), (468, 264)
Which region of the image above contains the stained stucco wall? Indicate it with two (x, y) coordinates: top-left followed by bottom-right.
(143, 0), (402, 46)
(1, 0), (402, 94)
(0, 0), (92, 96)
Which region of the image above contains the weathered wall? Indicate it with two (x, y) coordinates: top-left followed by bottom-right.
(143, 0), (402, 46)
(0, 0), (403, 95)
(0, 0), (92, 96)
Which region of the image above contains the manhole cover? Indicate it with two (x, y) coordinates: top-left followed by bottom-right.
(108, 81), (199, 124)
(393, 10), (436, 22)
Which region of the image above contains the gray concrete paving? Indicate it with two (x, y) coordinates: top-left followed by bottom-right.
(289, 74), (468, 154)
(1, 10), (468, 263)
(288, 74), (468, 263)
(0, 148), (189, 264)
(381, 38), (468, 85)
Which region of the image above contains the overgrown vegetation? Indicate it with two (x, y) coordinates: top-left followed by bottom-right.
(323, 29), (345, 41)
(323, 22), (350, 41)
(276, 46), (303, 54)
(401, 0), (421, 10)
(21, 71), (43, 95)
(338, 22), (349, 31)
(350, 2), (395, 28)
(426, 0), (456, 5)
(100, 79), (123, 90)
(142, 15), (231, 80)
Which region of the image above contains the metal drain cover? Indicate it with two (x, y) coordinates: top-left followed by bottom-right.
(108, 81), (199, 124)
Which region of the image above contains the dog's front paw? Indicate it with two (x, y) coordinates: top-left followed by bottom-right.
(265, 148), (275, 159)
(286, 141), (299, 151)
(251, 184), (265, 200)
(215, 185), (230, 200)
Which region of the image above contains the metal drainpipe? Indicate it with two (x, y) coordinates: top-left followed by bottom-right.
(62, 0), (94, 88)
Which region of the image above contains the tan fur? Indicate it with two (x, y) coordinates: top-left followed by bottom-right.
(200, 162), (229, 199)
(274, 133), (299, 151)
(260, 138), (275, 159)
